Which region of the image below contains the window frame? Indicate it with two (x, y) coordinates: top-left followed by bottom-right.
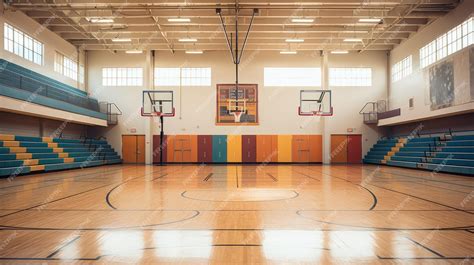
(102, 67), (144, 87)
(3, 23), (43, 65)
(329, 67), (372, 87)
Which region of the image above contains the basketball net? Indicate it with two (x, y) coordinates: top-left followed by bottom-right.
(233, 111), (243, 122)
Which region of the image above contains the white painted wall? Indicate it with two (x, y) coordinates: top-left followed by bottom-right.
(327, 51), (388, 160)
(0, 9), (84, 90)
(88, 50), (386, 163)
(386, 0), (474, 126)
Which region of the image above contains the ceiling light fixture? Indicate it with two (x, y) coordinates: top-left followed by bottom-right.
(88, 18), (114, 23)
(186, 50), (203, 54)
(331, 50), (349, 54)
(125, 50), (143, 54)
(112, 38), (132, 42)
(280, 50), (297, 54)
(343, 38), (363, 42)
(285, 38), (305, 43)
(179, 38), (198, 42)
(168, 18), (191, 22)
(291, 18), (314, 23)
(358, 18), (383, 23)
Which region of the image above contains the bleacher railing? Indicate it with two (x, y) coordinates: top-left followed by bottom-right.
(99, 102), (122, 125)
(0, 68), (100, 112)
(359, 102), (378, 124)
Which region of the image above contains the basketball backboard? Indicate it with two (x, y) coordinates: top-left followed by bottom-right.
(141, 90), (175, 117)
(298, 90), (333, 116)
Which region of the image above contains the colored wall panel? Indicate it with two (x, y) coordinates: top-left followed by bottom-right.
(227, 135), (242, 162)
(347, 135), (362, 163)
(256, 135), (270, 162)
(242, 135), (256, 162)
(292, 135), (310, 162)
(212, 135), (227, 162)
(190, 135), (198, 162)
(277, 135), (292, 162)
(173, 135), (194, 162)
(198, 135), (212, 163)
(331, 135), (348, 163)
(166, 135), (176, 162)
(270, 135), (278, 162)
(309, 135), (323, 163)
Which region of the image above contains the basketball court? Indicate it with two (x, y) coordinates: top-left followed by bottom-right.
(0, 0), (473, 264)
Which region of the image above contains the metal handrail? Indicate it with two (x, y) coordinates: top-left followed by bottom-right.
(359, 102), (377, 114)
(108, 103), (122, 115)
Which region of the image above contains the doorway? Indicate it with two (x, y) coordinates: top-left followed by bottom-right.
(330, 134), (362, 164)
(122, 135), (145, 163)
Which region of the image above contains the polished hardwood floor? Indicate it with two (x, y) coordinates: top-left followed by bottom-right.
(0, 164), (472, 264)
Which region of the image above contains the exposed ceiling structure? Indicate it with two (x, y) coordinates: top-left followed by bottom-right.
(6, 0), (461, 53)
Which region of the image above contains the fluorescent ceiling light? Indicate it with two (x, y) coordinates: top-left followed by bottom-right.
(125, 50), (143, 54)
(358, 18), (382, 23)
(186, 50), (203, 54)
(331, 50), (349, 54)
(112, 38), (131, 42)
(343, 38), (363, 42)
(280, 51), (297, 54)
(291, 18), (314, 23)
(179, 38), (198, 42)
(168, 18), (191, 22)
(88, 18), (114, 23)
(285, 38), (304, 43)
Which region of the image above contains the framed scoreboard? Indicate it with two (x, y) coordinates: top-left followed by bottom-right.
(216, 84), (258, 125)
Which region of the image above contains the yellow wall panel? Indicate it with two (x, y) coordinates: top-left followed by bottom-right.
(227, 135), (242, 162)
(277, 135), (292, 162)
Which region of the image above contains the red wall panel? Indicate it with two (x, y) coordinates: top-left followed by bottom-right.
(242, 135), (256, 162)
(347, 135), (362, 163)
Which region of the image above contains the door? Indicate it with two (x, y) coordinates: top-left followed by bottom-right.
(347, 135), (362, 163)
(122, 135), (145, 164)
(198, 135), (212, 163)
(212, 135), (227, 163)
(330, 135), (348, 163)
(242, 135), (256, 163)
(136, 135), (145, 163)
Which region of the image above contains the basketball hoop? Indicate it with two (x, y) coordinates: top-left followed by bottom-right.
(141, 107), (175, 117)
(233, 111), (243, 122)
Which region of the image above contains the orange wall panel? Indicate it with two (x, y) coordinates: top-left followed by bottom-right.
(292, 135), (310, 162)
(309, 135), (322, 162)
(270, 135), (278, 162)
(190, 135), (198, 162)
(256, 135), (271, 162)
(166, 135), (176, 162)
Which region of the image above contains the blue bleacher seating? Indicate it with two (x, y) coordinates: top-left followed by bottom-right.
(363, 132), (474, 176)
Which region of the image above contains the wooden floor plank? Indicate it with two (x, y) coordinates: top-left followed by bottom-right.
(0, 164), (472, 264)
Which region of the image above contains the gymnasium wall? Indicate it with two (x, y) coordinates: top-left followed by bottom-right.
(87, 50), (387, 163)
(0, 9), (84, 90)
(0, 112), (87, 139)
(388, 112), (474, 137)
(387, 0), (474, 126)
